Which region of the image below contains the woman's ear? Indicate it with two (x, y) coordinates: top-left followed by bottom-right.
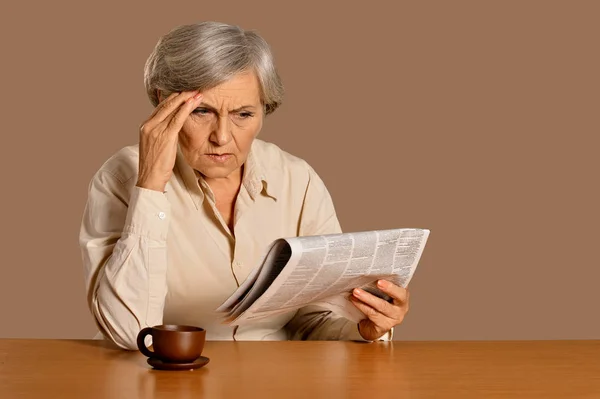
(156, 89), (163, 103)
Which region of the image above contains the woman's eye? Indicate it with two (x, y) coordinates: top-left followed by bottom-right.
(237, 112), (254, 119)
(193, 108), (210, 115)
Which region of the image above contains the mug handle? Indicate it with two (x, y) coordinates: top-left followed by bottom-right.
(137, 327), (155, 358)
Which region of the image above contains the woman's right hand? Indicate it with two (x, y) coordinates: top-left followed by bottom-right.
(136, 90), (204, 192)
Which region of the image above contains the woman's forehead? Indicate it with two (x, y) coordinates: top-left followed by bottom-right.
(204, 71), (260, 100)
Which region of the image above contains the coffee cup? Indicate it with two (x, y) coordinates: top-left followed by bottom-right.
(136, 324), (206, 363)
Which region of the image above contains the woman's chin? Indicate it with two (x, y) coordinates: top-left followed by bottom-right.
(195, 165), (239, 180)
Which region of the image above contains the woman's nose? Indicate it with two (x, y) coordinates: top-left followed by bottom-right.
(210, 117), (233, 145)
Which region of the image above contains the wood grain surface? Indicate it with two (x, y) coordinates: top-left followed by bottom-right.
(1, 339), (599, 398)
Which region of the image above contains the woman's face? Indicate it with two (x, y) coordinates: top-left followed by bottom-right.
(178, 70), (264, 179)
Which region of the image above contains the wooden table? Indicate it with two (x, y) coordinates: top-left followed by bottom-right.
(1, 339), (599, 398)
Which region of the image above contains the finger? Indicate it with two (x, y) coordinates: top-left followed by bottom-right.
(163, 93), (204, 135)
(352, 288), (400, 319)
(153, 91), (199, 125)
(150, 91), (180, 118)
(349, 296), (396, 330)
(144, 91), (199, 131)
(376, 280), (409, 305)
(139, 92), (180, 133)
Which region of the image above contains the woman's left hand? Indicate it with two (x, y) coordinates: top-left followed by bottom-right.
(349, 279), (410, 341)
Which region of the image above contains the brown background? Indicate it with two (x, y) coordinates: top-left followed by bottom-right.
(1, 1), (598, 341)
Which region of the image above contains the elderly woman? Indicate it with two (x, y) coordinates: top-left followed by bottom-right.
(79, 21), (410, 350)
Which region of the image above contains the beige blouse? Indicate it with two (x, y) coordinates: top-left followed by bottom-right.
(79, 139), (390, 349)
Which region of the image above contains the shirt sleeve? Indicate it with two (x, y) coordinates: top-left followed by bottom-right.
(285, 165), (392, 342)
(79, 170), (171, 350)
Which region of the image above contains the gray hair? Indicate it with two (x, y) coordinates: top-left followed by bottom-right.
(144, 21), (284, 115)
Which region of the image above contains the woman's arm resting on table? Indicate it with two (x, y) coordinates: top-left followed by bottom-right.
(283, 165), (393, 342)
(79, 171), (170, 350)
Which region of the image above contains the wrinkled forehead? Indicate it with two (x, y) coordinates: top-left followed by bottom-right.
(201, 71), (262, 106)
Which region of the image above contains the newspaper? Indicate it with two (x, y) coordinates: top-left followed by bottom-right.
(216, 228), (430, 325)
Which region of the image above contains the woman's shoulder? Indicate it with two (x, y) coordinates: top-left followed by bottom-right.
(91, 144), (140, 186)
(252, 139), (315, 176)
(251, 139), (331, 199)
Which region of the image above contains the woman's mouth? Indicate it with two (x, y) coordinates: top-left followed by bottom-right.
(206, 153), (232, 163)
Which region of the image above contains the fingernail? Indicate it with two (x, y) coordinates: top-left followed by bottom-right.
(193, 92), (202, 99)
(353, 288), (362, 297)
(377, 280), (387, 288)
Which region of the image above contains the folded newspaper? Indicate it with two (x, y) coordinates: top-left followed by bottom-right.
(216, 228), (430, 325)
